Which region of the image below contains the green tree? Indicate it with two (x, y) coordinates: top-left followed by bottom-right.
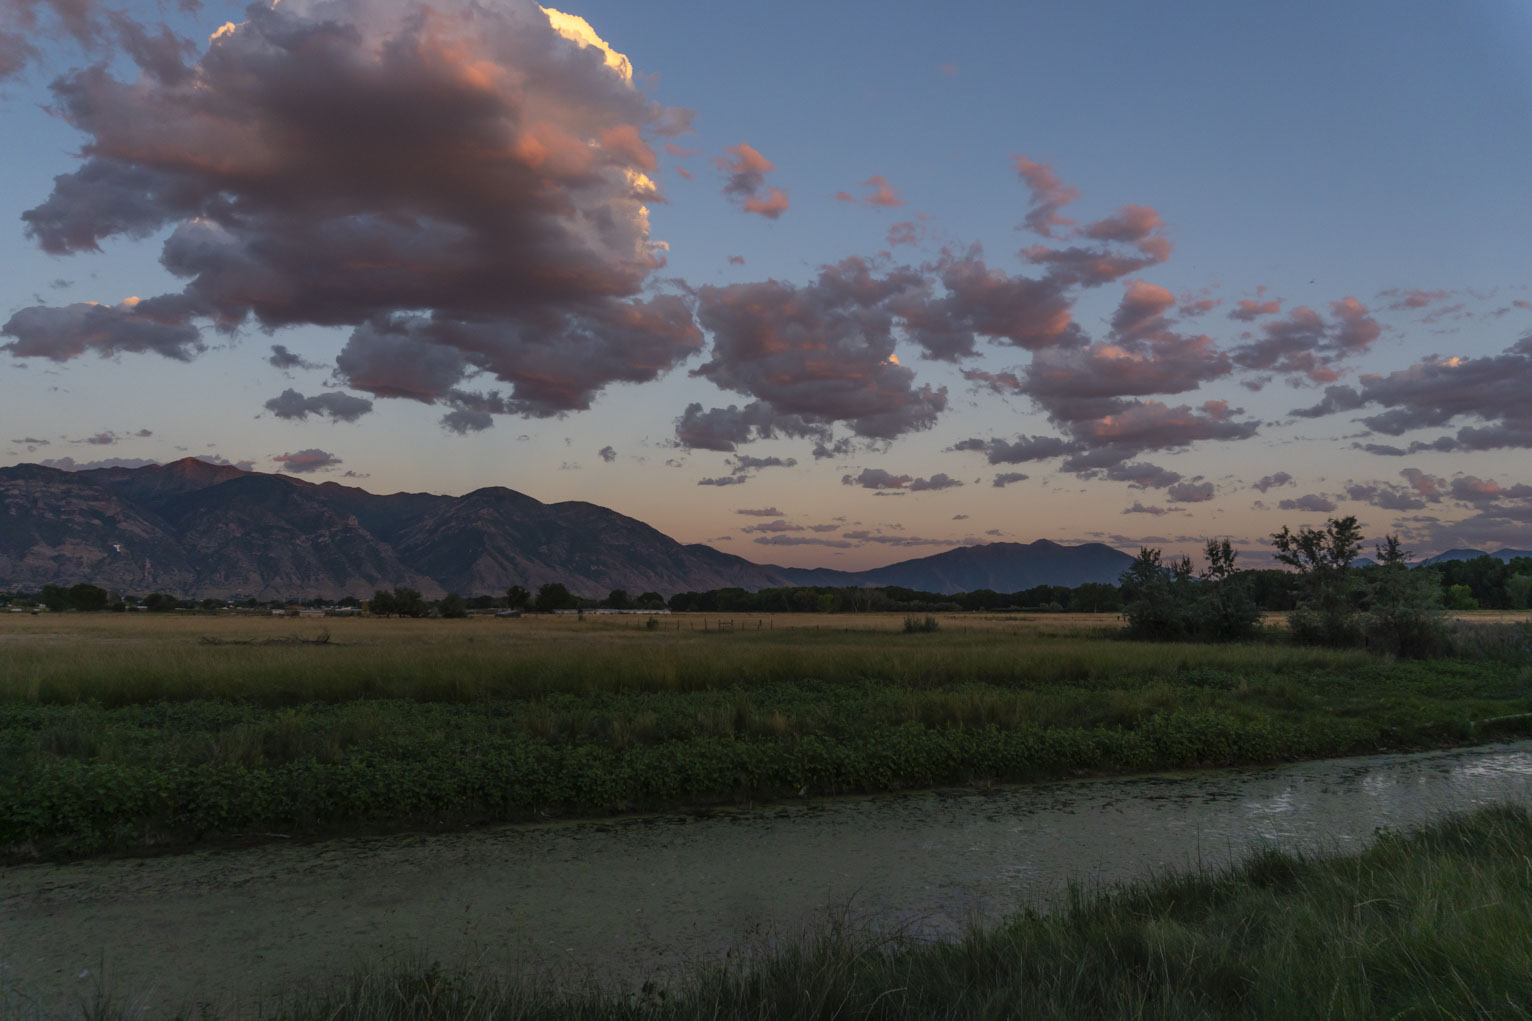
(67, 583), (109, 612)
(142, 592), (179, 612)
(1445, 584), (1479, 611)
(438, 592), (468, 618)
(1067, 582), (1123, 614)
(634, 591), (666, 610)
(1272, 515), (1364, 646)
(370, 589), (397, 615)
(505, 586), (531, 610)
(1196, 538), (1262, 641)
(604, 589), (631, 609)
(1120, 547), (1195, 640)
(1506, 574), (1532, 611)
(1361, 535), (1446, 658)
(534, 583), (577, 613)
(391, 587), (426, 618)
(41, 584), (69, 612)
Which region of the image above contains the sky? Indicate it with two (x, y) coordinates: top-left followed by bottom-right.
(3, 0), (1531, 571)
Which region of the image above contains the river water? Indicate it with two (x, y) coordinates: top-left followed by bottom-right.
(6, 740), (1532, 1017)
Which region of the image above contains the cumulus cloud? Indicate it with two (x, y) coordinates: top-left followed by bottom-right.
(908, 472), (963, 491)
(1299, 337), (1532, 452)
(740, 518), (802, 534)
(675, 401), (830, 452)
(1166, 480), (1215, 502)
(1448, 475), (1532, 506)
(697, 475), (748, 486)
(730, 454), (797, 474)
(716, 142), (788, 218)
(38, 456), (159, 470)
(263, 388), (373, 423)
(736, 507), (783, 517)
(440, 407), (494, 434)
(1380, 288), (1449, 311)
(598, 445), (617, 462)
(1012, 155), (1079, 238)
(1278, 493), (1337, 513)
(844, 174), (904, 208)
(272, 448), (342, 474)
(1399, 467), (1446, 500)
(992, 472), (1028, 487)
(841, 529), (966, 547)
(1344, 482), (1426, 512)
(1252, 471), (1294, 492)
(752, 534), (854, 548)
(1057, 399), (1258, 471)
(268, 344), (322, 371)
(1231, 298), (1381, 382)
(1123, 502), (1174, 516)
(690, 258), (947, 442)
(0, 0), (179, 82)
(842, 467), (912, 490)
(1228, 289), (1281, 321)
(4, 0), (701, 425)
(2, 297), (203, 362)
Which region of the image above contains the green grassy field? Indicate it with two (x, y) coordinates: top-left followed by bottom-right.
(63, 805), (1532, 1020)
(3, 613), (1529, 858)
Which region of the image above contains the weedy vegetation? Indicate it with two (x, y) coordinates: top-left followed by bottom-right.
(3, 613), (1529, 859)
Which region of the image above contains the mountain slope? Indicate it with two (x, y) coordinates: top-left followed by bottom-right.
(0, 459), (1139, 598)
(0, 464), (194, 593)
(1421, 548), (1532, 566)
(853, 540), (1135, 591)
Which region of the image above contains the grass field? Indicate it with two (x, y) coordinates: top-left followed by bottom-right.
(3, 612), (1529, 858)
(60, 804), (1532, 1020)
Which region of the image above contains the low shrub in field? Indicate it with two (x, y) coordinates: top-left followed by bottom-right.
(901, 615), (940, 633)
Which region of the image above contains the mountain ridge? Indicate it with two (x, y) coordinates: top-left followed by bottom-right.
(2, 458), (1137, 599)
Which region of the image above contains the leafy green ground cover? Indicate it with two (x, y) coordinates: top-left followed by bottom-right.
(3, 626), (1528, 858)
(63, 805), (1532, 1020)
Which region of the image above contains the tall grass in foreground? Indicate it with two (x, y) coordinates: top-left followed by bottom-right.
(55, 805), (1532, 1020)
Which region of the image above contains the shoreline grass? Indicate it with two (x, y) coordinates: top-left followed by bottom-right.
(55, 804), (1532, 1020)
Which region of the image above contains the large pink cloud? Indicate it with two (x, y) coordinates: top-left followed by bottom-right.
(3, 0), (700, 424)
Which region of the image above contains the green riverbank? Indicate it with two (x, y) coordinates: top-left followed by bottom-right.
(4, 626), (1529, 858)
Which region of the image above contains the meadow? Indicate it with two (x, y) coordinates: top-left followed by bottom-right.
(3, 612), (1530, 858)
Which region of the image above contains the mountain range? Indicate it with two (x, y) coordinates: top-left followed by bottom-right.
(0, 459), (1138, 600)
(1419, 548), (1532, 566)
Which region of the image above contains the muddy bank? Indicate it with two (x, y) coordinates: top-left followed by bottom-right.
(5, 741), (1532, 1018)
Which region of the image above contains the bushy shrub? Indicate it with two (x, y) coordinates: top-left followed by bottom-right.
(1361, 537), (1447, 658)
(1120, 541), (1261, 643)
(902, 615), (940, 633)
(1272, 516), (1363, 647)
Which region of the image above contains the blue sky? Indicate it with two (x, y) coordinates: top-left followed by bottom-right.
(3, 0), (1530, 568)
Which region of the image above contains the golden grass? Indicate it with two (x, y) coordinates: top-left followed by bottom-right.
(0, 610), (1373, 707)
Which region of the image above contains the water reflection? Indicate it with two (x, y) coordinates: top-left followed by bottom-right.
(8, 741), (1532, 1014)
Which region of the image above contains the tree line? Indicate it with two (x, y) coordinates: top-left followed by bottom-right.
(4, 524), (1527, 632)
